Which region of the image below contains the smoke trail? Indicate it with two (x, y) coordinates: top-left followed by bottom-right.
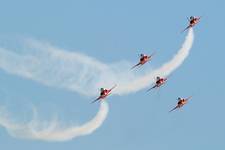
(0, 28), (194, 96)
(116, 28), (194, 94)
(0, 101), (108, 141)
(0, 29), (194, 141)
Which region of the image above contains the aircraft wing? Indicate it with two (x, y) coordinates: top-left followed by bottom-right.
(131, 62), (141, 70)
(109, 84), (117, 92)
(169, 105), (179, 112)
(146, 84), (157, 92)
(197, 16), (202, 21)
(181, 25), (191, 33)
(186, 96), (192, 101)
(149, 52), (156, 58)
(91, 96), (102, 104)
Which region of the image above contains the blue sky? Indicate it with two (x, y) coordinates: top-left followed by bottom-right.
(0, 0), (224, 149)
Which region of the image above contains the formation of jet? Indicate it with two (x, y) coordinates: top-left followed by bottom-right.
(92, 16), (199, 113)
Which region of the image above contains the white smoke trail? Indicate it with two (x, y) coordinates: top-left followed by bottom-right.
(0, 29), (194, 96)
(0, 29), (194, 141)
(0, 101), (108, 141)
(116, 28), (194, 94)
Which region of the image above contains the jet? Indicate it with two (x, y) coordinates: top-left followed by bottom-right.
(169, 96), (192, 112)
(131, 52), (155, 69)
(182, 16), (201, 32)
(91, 85), (117, 103)
(147, 76), (168, 92)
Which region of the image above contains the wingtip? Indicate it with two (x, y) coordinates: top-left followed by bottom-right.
(131, 65), (138, 70)
(91, 101), (96, 104)
(91, 98), (100, 104)
(181, 29), (187, 33)
(150, 51), (156, 57)
(186, 96), (192, 100)
(169, 108), (174, 112)
(146, 88), (153, 93)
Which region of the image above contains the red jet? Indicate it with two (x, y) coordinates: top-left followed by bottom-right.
(131, 52), (155, 69)
(182, 16), (201, 32)
(147, 76), (168, 92)
(91, 85), (117, 103)
(169, 96), (192, 112)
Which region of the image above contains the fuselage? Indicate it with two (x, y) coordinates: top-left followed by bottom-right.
(140, 56), (149, 64)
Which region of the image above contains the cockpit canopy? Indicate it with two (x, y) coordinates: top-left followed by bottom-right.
(190, 16), (194, 20)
